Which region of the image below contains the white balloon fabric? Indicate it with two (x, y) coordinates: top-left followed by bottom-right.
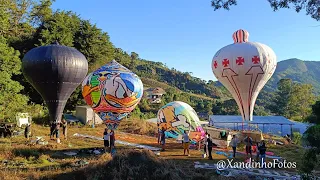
(212, 29), (277, 121)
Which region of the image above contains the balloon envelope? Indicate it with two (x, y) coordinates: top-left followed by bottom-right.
(157, 101), (204, 143)
(211, 29), (277, 121)
(82, 60), (143, 129)
(22, 42), (88, 122)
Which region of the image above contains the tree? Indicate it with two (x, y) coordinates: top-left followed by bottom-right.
(269, 79), (293, 117)
(74, 20), (114, 71)
(0, 36), (29, 121)
(210, 0), (320, 21)
(270, 79), (315, 120)
(130, 52), (139, 69)
(310, 101), (320, 124)
(288, 83), (315, 119)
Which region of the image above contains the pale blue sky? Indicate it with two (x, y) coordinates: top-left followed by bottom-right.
(52, 0), (319, 81)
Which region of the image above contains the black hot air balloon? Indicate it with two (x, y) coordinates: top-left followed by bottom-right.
(22, 42), (88, 123)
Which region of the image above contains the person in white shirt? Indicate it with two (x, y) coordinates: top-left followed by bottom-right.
(182, 130), (190, 156)
(227, 132), (232, 147)
(230, 135), (239, 158)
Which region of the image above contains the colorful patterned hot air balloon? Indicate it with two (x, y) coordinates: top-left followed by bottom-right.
(82, 60), (143, 129)
(22, 42), (88, 123)
(211, 29), (277, 122)
(157, 101), (205, 144)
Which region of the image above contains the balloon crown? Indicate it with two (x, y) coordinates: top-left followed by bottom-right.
(232, 29), (249, 43)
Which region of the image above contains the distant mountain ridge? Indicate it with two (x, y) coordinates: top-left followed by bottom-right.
(266, 58), (320, 94)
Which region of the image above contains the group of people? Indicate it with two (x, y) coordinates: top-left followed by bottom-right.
(103, 128), (115, 153)
(157, 128), (268, 164)
(157, 127), (191, 156)
(243, 135), (267, 164)
(50, 118), (68, 142)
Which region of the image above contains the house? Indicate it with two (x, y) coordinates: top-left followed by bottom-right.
(144, 87), (166, 104)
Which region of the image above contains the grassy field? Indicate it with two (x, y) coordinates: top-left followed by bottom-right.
(0, 118), (315, 180)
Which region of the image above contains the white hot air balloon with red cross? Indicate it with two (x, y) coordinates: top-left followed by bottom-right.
(211, 29), (277, 124)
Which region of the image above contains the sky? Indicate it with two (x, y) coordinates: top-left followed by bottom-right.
(52, 0), (320, 81)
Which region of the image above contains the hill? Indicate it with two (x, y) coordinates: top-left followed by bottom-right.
(265, 58), (320, 94)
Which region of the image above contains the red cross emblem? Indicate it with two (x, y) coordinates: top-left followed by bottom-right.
(222, 59), (229, 67)
(252, 56), (260, 64)
(236, 57), (244, 65)
(213, 61), (218, 69)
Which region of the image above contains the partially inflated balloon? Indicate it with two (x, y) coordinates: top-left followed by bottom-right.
(22, 42), (88, 123)
(82, 60), (143, 129)
(211, 29), (277, 121)
(157, 101), (205, 143)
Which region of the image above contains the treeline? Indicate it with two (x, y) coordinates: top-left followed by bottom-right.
(0, 0), (319, 124)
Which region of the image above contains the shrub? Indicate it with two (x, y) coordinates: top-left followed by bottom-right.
(293, 132), (302, 145)
(303, 125), (320, 149)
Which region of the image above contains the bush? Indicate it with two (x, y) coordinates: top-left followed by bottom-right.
(293, 132), (302, 145)
(299, 148), (318, 176)
(303, 125), (320, 149)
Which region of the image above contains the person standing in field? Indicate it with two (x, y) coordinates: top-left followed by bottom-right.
(103, 129), (110, 153)
(207, 134), (213, 160)
(61, 118), (68, 140)
(55, 122), (61, 144)
(110, 129), (115, 153)
(160, 127), (166, 151)
(182, 130), (190, 156)
(157, 125), (161, 144)
(203, 132), (208, 157)
(230, 135), (238, 158)
(50, 122), (56, 140)
(227, 132), (232, 147)
(24, 124), (31, 140)
(244, 135), (253, 159)
(258, 140), (267, 167)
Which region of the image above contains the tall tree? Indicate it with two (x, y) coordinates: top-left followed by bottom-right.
(210, 0), (320, 21)
(270, 79), (315, 120)
(269, 79), (293, 117)
(0, 36), (29, 121)
(74, 20), (114, 71)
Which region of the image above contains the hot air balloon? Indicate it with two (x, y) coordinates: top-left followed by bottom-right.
(157, 101), (205, 144)
(22, 42), (88, 123)
(82, 60), (143, 129)
(211, 29), (277, 122)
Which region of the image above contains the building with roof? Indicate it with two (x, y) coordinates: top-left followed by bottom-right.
(208, 115), (311, 136)
(144, 87), (166, 104)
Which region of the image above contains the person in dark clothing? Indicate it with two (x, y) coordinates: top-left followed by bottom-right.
(50, 122), (56, 140)
(207, 134), (213, 160)
(258, 140), (267, 167)
(103, 129), (110, 153)
(203, 132), (208, 157)
(160, 127), (166, 151)
(61, 119), (67, 140)
(110, 129), (115, 153)
(244, 136), (253, 159)
(24, 124), (31, 140)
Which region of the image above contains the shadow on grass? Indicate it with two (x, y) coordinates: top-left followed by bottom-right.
(39, 149), (238, 180)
